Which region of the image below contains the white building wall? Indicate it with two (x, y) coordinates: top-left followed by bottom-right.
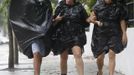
(104, 28), (134, 75)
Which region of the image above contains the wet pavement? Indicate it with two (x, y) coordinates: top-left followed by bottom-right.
(0, 44), (124, 75)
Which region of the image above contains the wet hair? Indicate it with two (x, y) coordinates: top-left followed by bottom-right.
(63, 0), (77, 3)
(58, 0), (77, 6)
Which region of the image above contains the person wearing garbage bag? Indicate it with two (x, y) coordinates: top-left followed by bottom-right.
(52, 0), (90, 75)
(9, 0), (52, 75)
(90, 0), (128, 75)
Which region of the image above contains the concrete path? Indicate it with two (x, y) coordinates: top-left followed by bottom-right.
(0, 44), (124, 75)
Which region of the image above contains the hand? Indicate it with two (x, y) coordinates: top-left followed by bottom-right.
(87, 11), (97, 23)
(87, 15), (97, 23)
(95, 21), (103, 27)
(53, 15), (64, 26)
(55, 15), (64, 21)
(122, 32), (128, 47)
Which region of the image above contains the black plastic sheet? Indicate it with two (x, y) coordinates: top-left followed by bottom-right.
(9, 0), (53, 58)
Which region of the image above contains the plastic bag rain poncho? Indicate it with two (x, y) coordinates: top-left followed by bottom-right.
(91, 0), (128, 58)
(9, 0), (53, 58)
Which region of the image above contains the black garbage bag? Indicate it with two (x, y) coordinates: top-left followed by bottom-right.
(9, 0), (53, 58)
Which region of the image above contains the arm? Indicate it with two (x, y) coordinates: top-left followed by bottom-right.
(79, 5), (89, 23)
(53, 5), (64, 26)
(120, 20), (127, 33)
(120, 19), (128, 47)
(120, 5), (128, 33)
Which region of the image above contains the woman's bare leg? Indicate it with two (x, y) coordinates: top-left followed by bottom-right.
(97, 52), (105, 75)
(72, 46), (84, 75)
(33, 52), (42, 75)
(109, 49), (116, 75)
(60, 50), (68, 75)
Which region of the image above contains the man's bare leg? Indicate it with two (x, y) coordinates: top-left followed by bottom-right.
(60, 50), (68, 75)
(33, 52), (42, 75)
(72, 46), (84, 75)
(109, 49), (116, 75)
(97, 52), (105, 75)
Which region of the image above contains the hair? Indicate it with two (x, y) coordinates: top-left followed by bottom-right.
(63, 0), (76, 3)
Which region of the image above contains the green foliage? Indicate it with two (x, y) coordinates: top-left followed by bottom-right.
(0, 0), (10, 35)
(0, 0), (10, 13)
(51, 0), (58, 9)
(80, 0), (96, 12)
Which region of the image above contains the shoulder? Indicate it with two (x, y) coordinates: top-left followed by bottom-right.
(114, 4), (127, 14)
(74, 2), (85, 11)
(92, 1), (105, 12)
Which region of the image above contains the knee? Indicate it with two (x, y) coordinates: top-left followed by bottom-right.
(33, 52), (41, 57)
(97, 54), (104, 64)
(109, 50), (116, 60)
(61, 56), (68, 62)
(33, 52), (42, 61)
(60, 52), (68, 62)
(97, 58), (103, 64)
(72, 46), (82, 59)
(74, 53), (82, 59)
(109, 54), (114, 60)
